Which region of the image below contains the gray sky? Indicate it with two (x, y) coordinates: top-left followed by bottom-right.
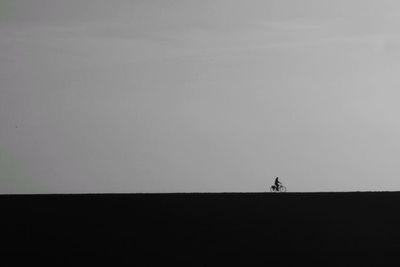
(1, 0), (400, 193)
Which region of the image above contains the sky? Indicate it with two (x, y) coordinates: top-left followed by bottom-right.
(1, 0), (400, 193)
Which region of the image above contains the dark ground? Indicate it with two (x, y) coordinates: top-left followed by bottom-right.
(2, 192), (400, 266)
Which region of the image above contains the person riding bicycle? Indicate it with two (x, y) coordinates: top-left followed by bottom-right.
(274, 177), (281, 191)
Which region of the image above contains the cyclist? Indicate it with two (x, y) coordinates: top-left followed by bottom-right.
(274, 177), (281, 191)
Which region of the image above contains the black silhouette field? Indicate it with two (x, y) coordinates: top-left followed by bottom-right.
(2, 192), (400, 266)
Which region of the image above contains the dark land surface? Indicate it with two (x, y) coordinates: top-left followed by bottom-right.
(2, 192), (400, 266)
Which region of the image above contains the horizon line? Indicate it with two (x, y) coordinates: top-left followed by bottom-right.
(1, 190), (399, 196)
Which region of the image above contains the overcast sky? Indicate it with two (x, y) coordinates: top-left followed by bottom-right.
(1, 0), (400, 193)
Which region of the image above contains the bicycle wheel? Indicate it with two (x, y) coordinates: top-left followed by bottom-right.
(279, 186), (287, 192)
(270, 186), (275, 192)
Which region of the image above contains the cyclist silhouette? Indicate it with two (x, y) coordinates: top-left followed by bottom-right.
(270, 177), (286, 192)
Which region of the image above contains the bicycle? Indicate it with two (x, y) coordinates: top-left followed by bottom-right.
(270, 184), (287, 192)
